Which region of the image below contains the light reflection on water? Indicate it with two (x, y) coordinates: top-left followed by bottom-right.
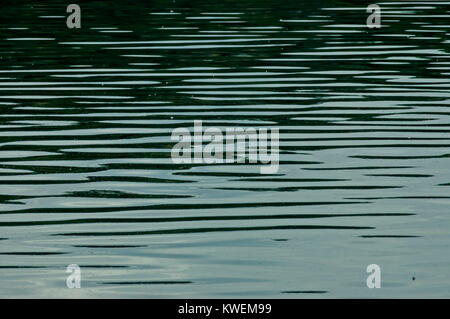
(0, 0), (449, 298)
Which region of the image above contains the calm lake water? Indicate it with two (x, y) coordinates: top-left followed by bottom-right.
(0, 0), (449, 298)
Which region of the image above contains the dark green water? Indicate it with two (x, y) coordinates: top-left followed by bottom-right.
(0, 0), (449, 298)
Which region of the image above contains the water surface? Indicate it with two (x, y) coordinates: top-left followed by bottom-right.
(0, 0), (449, 298)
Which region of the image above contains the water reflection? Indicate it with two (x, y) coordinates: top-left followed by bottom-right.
(0, 0), (449, 298)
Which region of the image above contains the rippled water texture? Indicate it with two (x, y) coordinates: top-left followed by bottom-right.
(0, 0), (449, 298)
